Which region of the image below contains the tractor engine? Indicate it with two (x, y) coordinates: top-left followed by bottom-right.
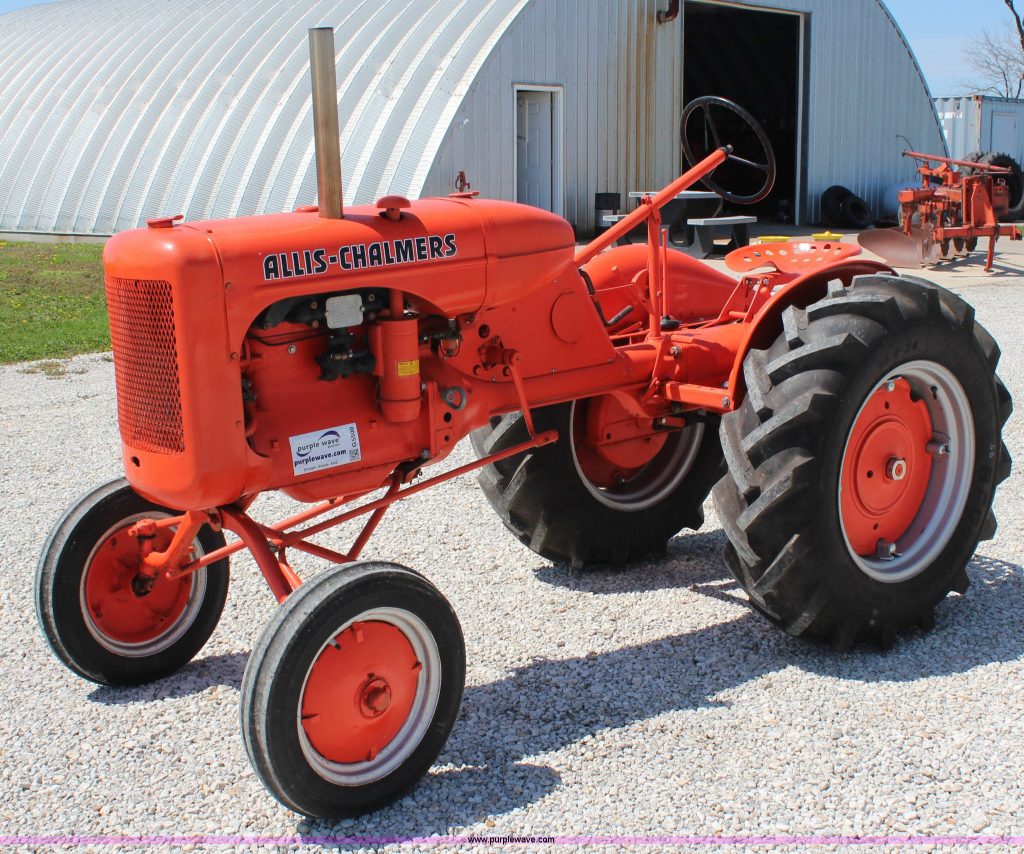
(103, 195), (588, 511)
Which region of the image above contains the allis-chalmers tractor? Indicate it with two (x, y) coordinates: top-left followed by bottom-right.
(37, 30), (1011, 819)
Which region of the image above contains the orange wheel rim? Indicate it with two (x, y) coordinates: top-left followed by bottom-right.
(83, 520), (195, 646)
(840, 378), (934, 557)
(569, 397), (706, 512)
(572, 395), (667, 487)
(301, 620), (421, 764)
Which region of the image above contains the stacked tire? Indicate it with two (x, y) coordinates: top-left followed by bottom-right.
(821, 185), (873, 229)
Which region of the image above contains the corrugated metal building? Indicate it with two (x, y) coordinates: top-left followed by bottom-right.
(0, 0), (943, 236)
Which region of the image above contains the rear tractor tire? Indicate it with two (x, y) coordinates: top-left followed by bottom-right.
(713, 275), (1011, 648)
(472, 399), (724, 567)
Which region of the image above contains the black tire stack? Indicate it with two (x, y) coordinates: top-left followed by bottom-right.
(820, 185), (873, 230)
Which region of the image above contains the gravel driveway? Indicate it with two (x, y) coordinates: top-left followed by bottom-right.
(2, 256), (1023, 852)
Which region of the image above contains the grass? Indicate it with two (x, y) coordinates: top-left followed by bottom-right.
(0, 240), (108, 364)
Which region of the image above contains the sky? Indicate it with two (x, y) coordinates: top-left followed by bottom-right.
(885, 0), (1017, 96)
(0, 0), (1018, 98)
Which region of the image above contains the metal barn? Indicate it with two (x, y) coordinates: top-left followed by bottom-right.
(0, 0), (943, 237)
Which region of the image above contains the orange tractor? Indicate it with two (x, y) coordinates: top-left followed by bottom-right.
(37, 30), (1012, 819)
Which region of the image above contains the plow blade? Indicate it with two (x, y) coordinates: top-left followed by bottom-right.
(857, 227), (938, 268)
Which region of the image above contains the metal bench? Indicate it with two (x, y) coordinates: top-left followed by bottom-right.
(685, 215), (757, 258)
(602, 213), (645, 245)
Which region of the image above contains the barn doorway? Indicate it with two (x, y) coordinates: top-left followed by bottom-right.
(515, 85), (564, 215)
(683, 2), (804, 223)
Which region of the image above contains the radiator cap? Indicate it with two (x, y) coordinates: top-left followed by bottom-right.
(376, 195), (411, 221)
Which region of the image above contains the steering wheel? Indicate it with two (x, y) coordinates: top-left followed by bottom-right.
(680, 96), (777, 205)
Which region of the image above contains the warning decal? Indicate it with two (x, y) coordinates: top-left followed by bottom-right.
(396, 359), (420, 377)
(289, 423), (361, 476)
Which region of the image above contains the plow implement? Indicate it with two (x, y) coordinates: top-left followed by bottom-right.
(859, 150), (1021, 272)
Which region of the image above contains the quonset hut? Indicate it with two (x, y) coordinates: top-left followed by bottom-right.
(0, 0), (944, 236)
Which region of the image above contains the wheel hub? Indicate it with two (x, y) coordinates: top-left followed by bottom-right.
(359, 677), (392, 716)
(886, 457), (908, 481)
(301, 620), (421, 764)
(840, 377), (934, 556)
(572, 395), (667, 487)
(83, 522), (194, 645)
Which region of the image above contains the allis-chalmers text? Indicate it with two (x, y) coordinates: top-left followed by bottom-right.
(262, 233), (458, 281)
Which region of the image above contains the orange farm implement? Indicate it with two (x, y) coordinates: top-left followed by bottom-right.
(860, 150), (1021, 272)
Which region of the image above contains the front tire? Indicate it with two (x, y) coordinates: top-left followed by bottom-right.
(240, 562), (465, 818)
(713, 275), (1011, 648)
(472, 399), (724, 567)
(36, 479), (230, 685)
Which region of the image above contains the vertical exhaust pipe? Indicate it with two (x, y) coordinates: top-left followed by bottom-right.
(308, 27), (343, 219)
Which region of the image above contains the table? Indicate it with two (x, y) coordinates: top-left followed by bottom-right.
(621, 190), (724, 246)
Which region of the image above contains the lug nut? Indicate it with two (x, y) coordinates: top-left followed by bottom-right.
(886, 458), (908, 481)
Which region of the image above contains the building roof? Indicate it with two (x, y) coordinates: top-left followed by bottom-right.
(0, 0), (529, 235)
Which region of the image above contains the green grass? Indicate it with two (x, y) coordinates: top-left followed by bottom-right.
(0, 240), (108, 364)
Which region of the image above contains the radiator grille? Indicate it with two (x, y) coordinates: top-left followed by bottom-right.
(105, 277), (185, 454)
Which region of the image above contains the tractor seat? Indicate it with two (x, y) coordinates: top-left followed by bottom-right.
(724, 240), (861, 274)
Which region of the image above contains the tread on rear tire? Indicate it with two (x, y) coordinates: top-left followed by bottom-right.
(713, 274), (1011, 648)
(472, 401), (724, 568)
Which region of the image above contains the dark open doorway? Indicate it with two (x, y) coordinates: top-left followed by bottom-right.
(683, 2), (803, 223)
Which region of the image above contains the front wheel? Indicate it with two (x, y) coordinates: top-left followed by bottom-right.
(713, 275), (1011, 648)
(240, 562), (465, 818)
(472, 398), (724, 567)
(35, 479), (230, 685)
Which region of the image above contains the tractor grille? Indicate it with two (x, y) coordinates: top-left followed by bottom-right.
(105, 277), (185, 454)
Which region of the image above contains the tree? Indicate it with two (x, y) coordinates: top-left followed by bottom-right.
(961, 27), (1024, 98)
(1006, 0), (1024, 54)
(958, 1), (1024, 98)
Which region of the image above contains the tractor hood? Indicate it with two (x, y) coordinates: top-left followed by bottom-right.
(185, 195), (576, 322)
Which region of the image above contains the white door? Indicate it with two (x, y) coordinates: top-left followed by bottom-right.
(516, 90), (553, 210)
(991, 111), (1017, 154)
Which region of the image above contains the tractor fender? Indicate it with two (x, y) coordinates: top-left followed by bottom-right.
(580, 243), (739, 329)
(725, 259), (893, 404)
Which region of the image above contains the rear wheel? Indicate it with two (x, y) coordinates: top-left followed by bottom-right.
(36, 479), (229, 685)
(240, 562), (464, 818)
(713, 275), (1011, 647)
(472, 398), (724, 567)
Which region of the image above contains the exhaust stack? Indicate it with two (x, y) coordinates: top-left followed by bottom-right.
(308, 27), (343, 219)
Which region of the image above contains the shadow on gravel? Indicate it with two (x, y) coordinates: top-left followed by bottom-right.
(87, 651), (249, 704)
(533, 529), (733, 594)
(300, 553), (1024, 842)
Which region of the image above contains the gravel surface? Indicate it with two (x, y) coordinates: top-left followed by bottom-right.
(2, 250), (1023, 853)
